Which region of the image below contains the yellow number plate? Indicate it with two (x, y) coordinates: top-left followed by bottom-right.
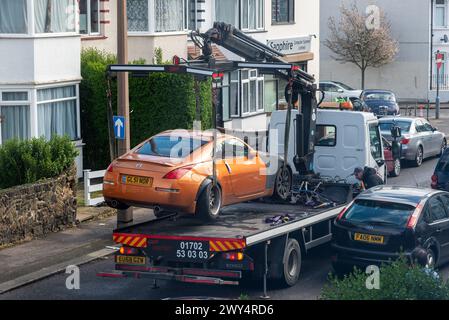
(122, 175), (153, 186)
(354, 233), (384, 244)
(116, 255), (146, 265)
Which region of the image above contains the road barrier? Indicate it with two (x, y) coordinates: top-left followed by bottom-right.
(83, 169), (106, 206)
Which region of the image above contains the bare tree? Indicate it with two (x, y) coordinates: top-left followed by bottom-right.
(324, 3), (398, 89)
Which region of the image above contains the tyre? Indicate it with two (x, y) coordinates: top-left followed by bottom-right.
(426, 248), (436, 269)
(440, 138), (447, 157)
(279, 238), (302, 287)
(105, 200), (129, 210)
(273, 166), (292, 201)
(412, 146), (424, 167)
(390, 158), (401, 177)
(196, 182), (222, 221)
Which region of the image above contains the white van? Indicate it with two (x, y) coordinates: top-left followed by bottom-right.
(269, 109), (386, 183)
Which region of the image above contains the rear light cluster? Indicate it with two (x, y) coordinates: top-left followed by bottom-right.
(119, 246), (138, 255)
(400, 138), (410, 145)
(406, 202), (424, 230)
(163, 165), (194, 179)
(107, 163), (114, 173)
(431, 174), (438, 189)
(223, 252), (244, 261)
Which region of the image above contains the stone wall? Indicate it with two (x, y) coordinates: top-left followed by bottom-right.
(0, 166), (77, 246)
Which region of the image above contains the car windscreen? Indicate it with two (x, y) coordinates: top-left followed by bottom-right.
(334, 82), (354, 90)
(379, 121), (411, 134)
(363, 92), (396, 102)
(343, 199), (415, 228)
(136, 136), (209, 158)
(436, 151), (449, 171)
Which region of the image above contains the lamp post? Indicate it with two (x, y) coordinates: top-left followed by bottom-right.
(436, 50), (443, 119)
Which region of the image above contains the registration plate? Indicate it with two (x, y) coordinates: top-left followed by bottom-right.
(116, 255), (146, 265)
(121, 175), (153, 186)
(147, 239), (210, 262)
(354, 233), (384, 244)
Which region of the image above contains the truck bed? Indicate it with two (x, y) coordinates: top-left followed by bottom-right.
(115, 201), (343, 246)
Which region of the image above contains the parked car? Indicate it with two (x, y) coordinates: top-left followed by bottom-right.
(103, 130), (284, 220)
(332, 186), (449, 273)
(360, 90), (400, 116)
(432, 148), (449, 191)
(319, 81), (362, 102)
(383, 137), (401, 177)
(379, 117), (447, 167)
(349, 97), (370, 112)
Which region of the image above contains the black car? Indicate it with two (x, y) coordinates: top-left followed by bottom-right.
(332, 186), (449, 273)
(361, 90), (400, 117)
(432, 148), (449, 191)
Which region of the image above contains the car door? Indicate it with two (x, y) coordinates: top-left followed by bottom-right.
(368, 122), (386, 182)
(423, 119), (441, 156)
(222, 138), (266, 198)
(425, 195), (449, 261)
(213, 140), (236, 205)
(414, 119), (433, 158)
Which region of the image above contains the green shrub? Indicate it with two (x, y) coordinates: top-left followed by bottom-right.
(0, 136), (78, 189)
(80, 48), (212, 170)
(321, 256), (449, 300)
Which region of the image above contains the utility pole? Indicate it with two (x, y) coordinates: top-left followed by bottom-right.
(117, 0), (133, 224)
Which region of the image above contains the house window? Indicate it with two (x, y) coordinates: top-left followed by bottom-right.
(34, 0), (77, 33)
(185, 0), (200, 30)
(221, 73), (231, 122)
(264, 75), (278, 113)
(272, 0), (294, 24)
(0, 91), (30, 143)
(230, 71), (240, 117)
(241, 69), (264, 115)
(127, 0), (149, 32)
(0, 0), (28, 34)
(435, 0), (447, 27)
(37, 86), (78, 140)
(155, 0), (184, 32)
(215, 0), (264, 31)
(79, 0), (100, 35)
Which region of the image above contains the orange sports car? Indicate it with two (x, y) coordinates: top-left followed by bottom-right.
(103, 130), (290, 220)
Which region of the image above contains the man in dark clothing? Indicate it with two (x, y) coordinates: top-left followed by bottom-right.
(353, 166), (384, 190)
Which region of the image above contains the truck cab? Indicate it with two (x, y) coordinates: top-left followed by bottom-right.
(269, 109), (385, 183)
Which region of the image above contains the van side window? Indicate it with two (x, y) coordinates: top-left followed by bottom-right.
(315, 125), (336, 147)
(369, 123), (382, 160)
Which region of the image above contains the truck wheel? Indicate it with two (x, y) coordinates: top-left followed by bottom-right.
(196, 183), (222, 221)
(280, 238), (302, 287)
(273, 166), (291, 201)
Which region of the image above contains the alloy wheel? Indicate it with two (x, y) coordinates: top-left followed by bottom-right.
(208, 185), (221, 217)
(276, 167), (291, 200)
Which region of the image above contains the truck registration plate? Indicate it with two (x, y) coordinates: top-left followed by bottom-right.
(148, 239), (210, 262)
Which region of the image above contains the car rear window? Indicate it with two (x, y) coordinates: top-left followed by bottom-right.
(136, 136), (209, 158)
(363, 92), (396, 101)
(379, 121), (411, 134)
(343, 199), (416, 227)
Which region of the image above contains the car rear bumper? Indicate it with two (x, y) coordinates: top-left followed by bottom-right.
(331, 243), (412, 268)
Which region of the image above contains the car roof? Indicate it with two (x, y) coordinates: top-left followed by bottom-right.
(155, 130), (239, 141)
(357, 186), (442, 206)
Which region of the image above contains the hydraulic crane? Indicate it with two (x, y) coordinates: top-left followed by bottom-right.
(190, 22), (320, 175)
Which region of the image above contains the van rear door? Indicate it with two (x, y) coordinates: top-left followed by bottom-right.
(368, 122), (386, 182)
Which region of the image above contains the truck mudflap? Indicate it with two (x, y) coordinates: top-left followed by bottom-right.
(97, 266), (241, 286)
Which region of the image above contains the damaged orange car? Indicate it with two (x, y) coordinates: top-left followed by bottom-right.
(103, 130), (289, 220)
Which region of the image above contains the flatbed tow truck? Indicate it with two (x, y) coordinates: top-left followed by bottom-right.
(98, 22), (354, 292)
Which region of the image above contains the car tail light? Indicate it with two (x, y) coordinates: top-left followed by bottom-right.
(223, 252), (244, 261)
(407, 202), (424, 230)
(431, 174), (438, 189)
(163, 165), (194, 179)
(401, 138), (410, 145)
(107, 163), (114, 173)
(336, 200), (355, 221)
(119, 246), (138, 255)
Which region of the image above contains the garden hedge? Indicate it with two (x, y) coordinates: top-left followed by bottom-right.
(80, 48), (212, 170)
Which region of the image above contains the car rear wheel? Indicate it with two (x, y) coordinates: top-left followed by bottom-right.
(279, 238), (302, 287)
(273, 166), (292, 201)
(390, 158), (401, 177)
(196, 183), (222, 221)
(412, 146), (423, 167)
(426, 248), (436, 269)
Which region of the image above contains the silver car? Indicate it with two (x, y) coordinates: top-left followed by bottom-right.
(379, 117), (447, 167)
(319, 81), (362, 102)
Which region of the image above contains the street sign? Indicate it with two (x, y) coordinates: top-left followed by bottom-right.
(436, 52), (444, 70)
(113, 116), (125, 140)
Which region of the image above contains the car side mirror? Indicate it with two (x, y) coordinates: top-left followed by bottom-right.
(432, 126), (438, 132)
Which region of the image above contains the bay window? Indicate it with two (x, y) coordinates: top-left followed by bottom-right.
(34, 0), (76, 33)
(272, 0), (295, 24)
(0, 0), (28, 34)
(0, 91), (30, 143)
(215, 0), (264, 31)
(241, 70), (264, 115)
(79, 0), (100, 35)
(230, 71), (240, 117)
(37, 86), (78, 140)
(155, 0), (184, 32)
(127, 0), (149, 32)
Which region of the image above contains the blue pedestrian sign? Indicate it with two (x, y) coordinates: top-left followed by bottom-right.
(113, 116), (125, 140)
